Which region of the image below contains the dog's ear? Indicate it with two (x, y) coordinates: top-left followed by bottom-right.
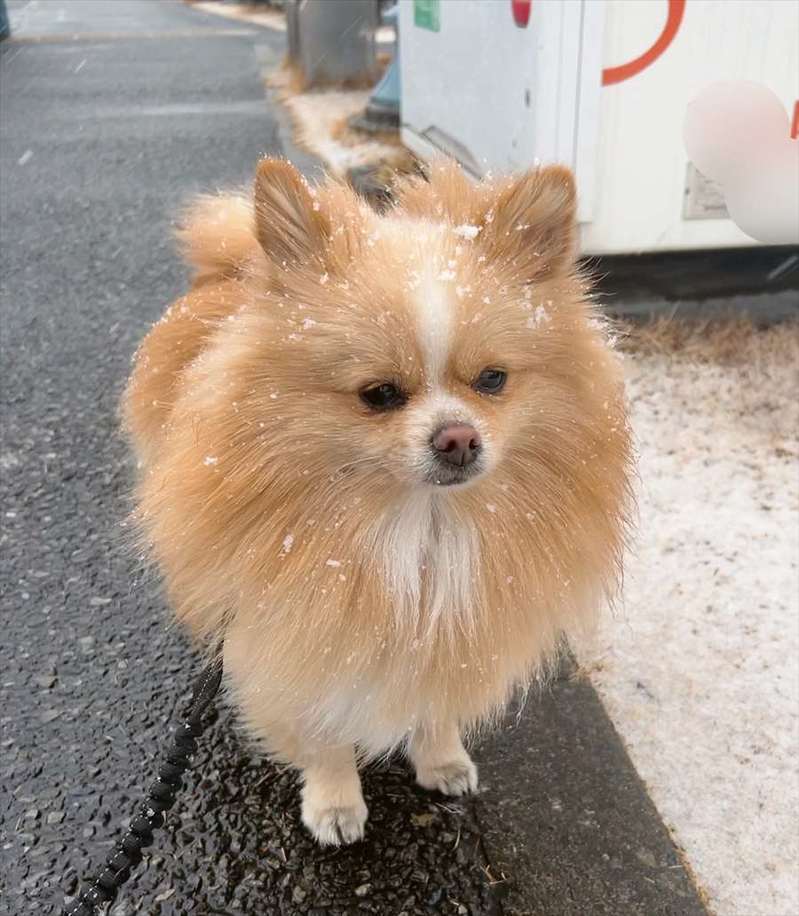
(397, 161), (578, 278)
(478, 166), (577, 278)
(254, 158), (330, 266)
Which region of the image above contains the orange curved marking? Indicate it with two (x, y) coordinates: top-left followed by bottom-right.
(602, 0), (686, 86)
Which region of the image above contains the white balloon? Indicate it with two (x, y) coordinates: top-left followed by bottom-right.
(724, 140), (799, 244)
(684, 81), (799, 243)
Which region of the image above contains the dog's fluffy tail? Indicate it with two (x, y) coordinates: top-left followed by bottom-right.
(175, 192), (259, 280)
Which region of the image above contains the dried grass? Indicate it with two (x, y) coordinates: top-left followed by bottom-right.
(267, 64), (412, 177)
(275, 58), (309, 95)
(274, 55), (388, 95)
(187, 0), (286, 32)
(619, 316), (799, 446)
(330, 114), (403, 151)
(618, 315), (799, 368)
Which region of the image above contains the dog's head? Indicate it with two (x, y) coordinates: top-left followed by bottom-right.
(242, 158), (626, 509)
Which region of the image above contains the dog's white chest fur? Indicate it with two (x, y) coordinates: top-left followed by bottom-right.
(368, 492), (479, 630)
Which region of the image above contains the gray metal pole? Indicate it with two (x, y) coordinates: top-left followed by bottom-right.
(292, 0), (380, 88)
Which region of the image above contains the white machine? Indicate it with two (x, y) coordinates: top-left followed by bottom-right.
(399, 0), (799, 253)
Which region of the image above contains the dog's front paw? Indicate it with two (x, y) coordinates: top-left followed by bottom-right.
(301, 794), (368, 846)
(415, 757), (478, 796)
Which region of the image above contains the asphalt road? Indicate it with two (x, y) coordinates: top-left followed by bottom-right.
(0, 3), (707, 915)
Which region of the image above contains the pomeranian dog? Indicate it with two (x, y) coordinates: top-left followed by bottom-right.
(123, 157), (632, 846)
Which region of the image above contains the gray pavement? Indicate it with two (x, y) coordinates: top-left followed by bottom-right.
(0, 3), (707, 914)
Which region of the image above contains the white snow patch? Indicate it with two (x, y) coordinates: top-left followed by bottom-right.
(575, 343), (799, 916)
(190, 1), (287, 31)
(273, 80), (401, 176)
(526, 305), (550, 329)
(453, 224), (481, 240)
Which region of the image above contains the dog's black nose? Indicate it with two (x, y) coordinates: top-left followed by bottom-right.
(432, 424), (482, 467)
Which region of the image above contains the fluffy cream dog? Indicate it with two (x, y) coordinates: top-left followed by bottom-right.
(123, 158), (633, 845)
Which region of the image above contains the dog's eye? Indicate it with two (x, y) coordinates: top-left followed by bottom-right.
(473, 368), (507, 395)
(360, 383), (407, 411)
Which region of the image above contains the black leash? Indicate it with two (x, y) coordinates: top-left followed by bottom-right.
(62, 649), (224, 916)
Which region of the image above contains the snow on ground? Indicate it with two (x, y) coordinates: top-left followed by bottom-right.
(579, 325), (799, 916)
(269, 72), (406, 177)
(189, 1), (286, 31)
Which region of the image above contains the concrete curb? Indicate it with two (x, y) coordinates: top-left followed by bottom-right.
(473, 661), (709, 915)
